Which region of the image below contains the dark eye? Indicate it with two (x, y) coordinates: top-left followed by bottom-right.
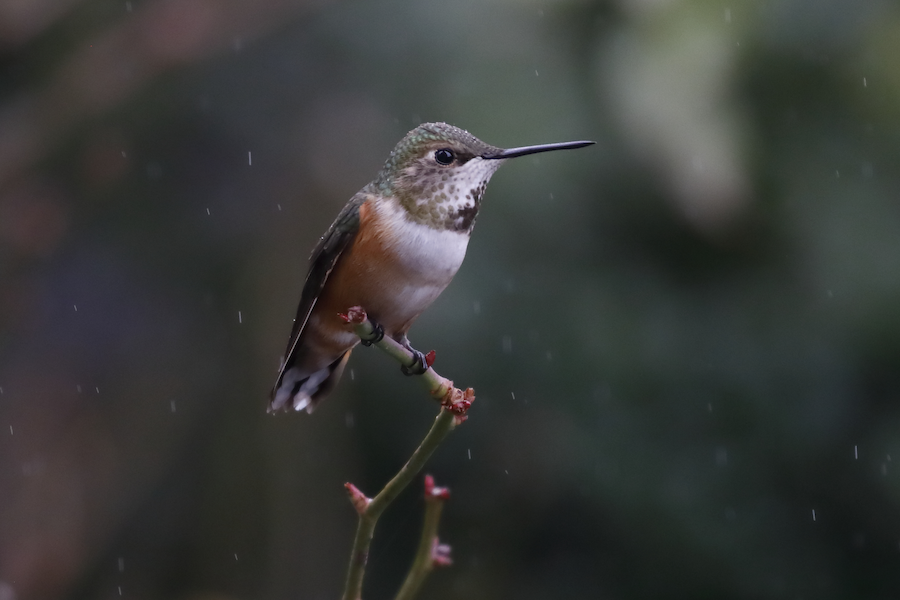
(434, 148), (455, 165)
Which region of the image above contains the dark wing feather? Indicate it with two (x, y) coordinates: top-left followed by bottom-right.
(271, 193), (367, 396)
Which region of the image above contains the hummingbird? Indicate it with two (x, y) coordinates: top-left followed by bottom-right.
(271, 122), (594, 413)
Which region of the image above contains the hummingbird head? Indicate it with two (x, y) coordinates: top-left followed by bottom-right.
(372, 122), (594, 233)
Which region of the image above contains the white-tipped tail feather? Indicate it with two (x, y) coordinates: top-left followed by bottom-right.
(270, 351), (351, 414)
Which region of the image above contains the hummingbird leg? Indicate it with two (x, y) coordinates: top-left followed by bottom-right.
(359, 318), (385, 346)
(401, 349), (428, 376)
(397, 335), (429, 376)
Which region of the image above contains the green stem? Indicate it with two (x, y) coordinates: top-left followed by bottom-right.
(340, 406), (458, 600)
(339, 307), (470, 600)
(394, 494), (446, 600)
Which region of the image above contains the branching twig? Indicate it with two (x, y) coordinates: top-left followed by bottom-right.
(338, 306), (473, 600)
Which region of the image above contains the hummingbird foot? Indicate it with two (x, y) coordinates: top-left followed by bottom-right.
(398, 343), (435, 376)
(359, 319), (385, 346)
(401, 348), (429, 376)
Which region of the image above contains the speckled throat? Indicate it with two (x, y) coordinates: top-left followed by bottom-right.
(389, 156), (504, 233)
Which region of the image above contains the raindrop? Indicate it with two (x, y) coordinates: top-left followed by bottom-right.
(74, 304), (78, 312)
(238, 311), (243, 324)
(125, 1), (132, 12)
(812, 509), (817, 521)
(510, 392), (515, 400)
(504, 469), (509, 475)
(535, 70), (539, 77)
(76, 385), (82, 393)
(234, 553), (239, 561)
(863, 77), (867, 87)
(170, 400), (177, 413)
(350, 369), (355, 381)
(206, 208), (211, 215)
(854, 445), (858, 459)
(248, 152), (252, 166)
(467, 449), (472, 460)
(96, 387), (100, 394)
(277, 204), (282, 211)
(8, 426), (12, 435)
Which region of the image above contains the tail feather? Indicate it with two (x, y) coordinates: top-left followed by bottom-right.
(269, 350), (352, 414)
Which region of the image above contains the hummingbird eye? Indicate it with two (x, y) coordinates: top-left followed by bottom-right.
(433, 148), (455, 166)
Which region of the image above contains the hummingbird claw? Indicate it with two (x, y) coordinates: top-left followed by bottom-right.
(401, 348), (429, 376)
(360, 319), (384, 346)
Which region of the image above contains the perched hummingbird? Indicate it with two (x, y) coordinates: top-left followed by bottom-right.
(271, 122), (594, 413)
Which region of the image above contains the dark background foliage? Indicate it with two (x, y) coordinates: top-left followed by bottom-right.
(2, 0), (900, 598)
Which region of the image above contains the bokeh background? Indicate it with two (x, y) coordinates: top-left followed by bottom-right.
(2, 0), (900, 598)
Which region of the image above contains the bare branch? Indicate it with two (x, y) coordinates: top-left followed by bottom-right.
(339, 307), (473, 600)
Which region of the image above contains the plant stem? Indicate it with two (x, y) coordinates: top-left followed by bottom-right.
(340, 409), (457, 600)
(338, 306), (474, 600)
(394, 485), (448, 600)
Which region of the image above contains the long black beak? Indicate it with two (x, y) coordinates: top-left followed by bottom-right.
(482, 140), (595, 159)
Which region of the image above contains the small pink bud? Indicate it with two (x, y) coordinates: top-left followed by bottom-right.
(344, 482), (371, 515)
(338, 305), (367, 325)
(424, 474), (450, 501)
(431, 539), (453, 567)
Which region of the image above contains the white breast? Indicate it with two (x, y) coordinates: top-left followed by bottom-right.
(377, 200), (470, 284)
(363, 200), (471, 327)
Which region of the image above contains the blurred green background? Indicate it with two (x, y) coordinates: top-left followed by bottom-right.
(2, 0), (900, 598)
